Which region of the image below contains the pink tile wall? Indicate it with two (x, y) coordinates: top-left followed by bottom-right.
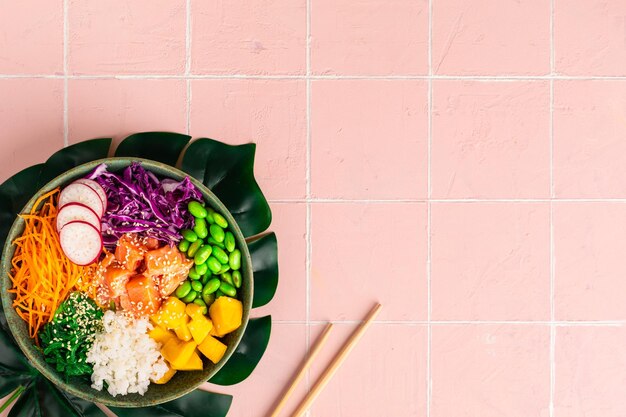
(1, 0), (626, 416)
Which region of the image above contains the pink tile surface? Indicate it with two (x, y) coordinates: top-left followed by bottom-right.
(431, 325), (550, 417)
(432, 81), (550, 198)
(0, 79), (64, 183)
(191, 0), (306, 75)
(68, 0), (186, 75)
(555, 327), (626, 417)
(311, 0), (429, 75)
(310, 203), (427, 321)
(553, 80), (626, 198)
(555, 1), (626, 76)
(311, 80), (428, 199)
(432, 0), (550, 75)
(432, 203), (550, 321)
(0, 1), (63, 74)
(190, 79), (307, 199)
(554, 203), (626, 320)
(309, 323), (427, 417)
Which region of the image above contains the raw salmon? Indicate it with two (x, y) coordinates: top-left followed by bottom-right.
(115, 234), (146, 272)
(125, 274), (162, 316)
(144, 245), (193, 297)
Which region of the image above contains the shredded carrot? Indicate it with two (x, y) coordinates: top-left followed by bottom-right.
(9, 189), (99, 341)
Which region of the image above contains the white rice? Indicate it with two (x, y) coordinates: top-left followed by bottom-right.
(86, 310), (168, 396)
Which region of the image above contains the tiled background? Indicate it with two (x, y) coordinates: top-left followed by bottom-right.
(1, 0), (626, 416)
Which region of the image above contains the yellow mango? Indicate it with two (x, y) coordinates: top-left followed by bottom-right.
(185, 303), (205, 320)
(151, 297), (186, 330)
(174, 316), (192, 342)
(161, 339), (198, 369)
(209, 296), (243, 337)
(153, 364), (177, 384)
(172, 351), (203, 371)
(188, 315), (213, 345)
(148, 326), (176, 345)
(198, 335), (227, 364)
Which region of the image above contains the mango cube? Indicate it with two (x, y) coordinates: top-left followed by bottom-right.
(185, 303), (205, 320)
(172, 351), (203, 371)
(174, 316), (192, 342)
(209, 296), (243, 337)
(153, 365), (177, 384)
(198, 335), (227, 364)
(151, 297), (186, 329)
(161, 339), (198, 369)
(188, 315), (213, 345)
(148, 326), (176, 345)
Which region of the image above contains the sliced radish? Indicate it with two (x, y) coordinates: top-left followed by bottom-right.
(59, 183), (104, 217)
(56, 202), (101, 232)
(73, 178), (107, 212)
(59, 221), (103, 266)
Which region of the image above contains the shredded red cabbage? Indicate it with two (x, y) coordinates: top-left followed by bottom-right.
(86, 162), (202, 249)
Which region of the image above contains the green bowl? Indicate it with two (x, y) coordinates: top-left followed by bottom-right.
(0, 158), (253, 407)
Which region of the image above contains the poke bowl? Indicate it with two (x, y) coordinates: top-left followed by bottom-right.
(0, 158), (253, 407)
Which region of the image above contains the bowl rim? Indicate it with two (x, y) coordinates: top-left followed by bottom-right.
(0, 157), (254, 407)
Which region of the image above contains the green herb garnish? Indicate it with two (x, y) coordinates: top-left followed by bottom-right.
(39, 292), (104, 380)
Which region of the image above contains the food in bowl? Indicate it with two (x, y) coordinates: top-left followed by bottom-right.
(8, 162), (244, 397)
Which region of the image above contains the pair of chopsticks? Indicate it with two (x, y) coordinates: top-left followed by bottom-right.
(269, 303), (382, 417)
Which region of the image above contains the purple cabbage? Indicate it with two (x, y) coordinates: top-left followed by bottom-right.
(86, 162), (202, 249)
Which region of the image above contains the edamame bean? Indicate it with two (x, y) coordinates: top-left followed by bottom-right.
(206, 211), (215, 225)
(213, 213), (228, 229)
(181, 290), (198, 303)
(188, 268), (200, 280)
(207, 256), (222, 274)
(212, 246), (229, 265)
(181, 229), (198, 242)
(229, 249), (241, 271)
(207, 237), (225, 249)
(224, 232), (235, 252)
(192, 298), (208, 315)
(175, 281), (192, 298)
(217, 264), (230, 275)
(209, 224), (225, 243)
(221, 272), (234, 286)
(188, 201), (208, 218)
(201, 272), (211, 285)
(191, 280), (203, 292)
(202, 291), (215, 306)
(178, 239), (190, 253)
(203, 278), (221, 294)
(194, 245), (213, 265)
(219, 282), (237, 297)
(232, 270), (242, 289)
(187, 239), (203, 257)
(193, 217), (208, 239)
(215, 290), (224, 298)
(195, 262), (208, 276)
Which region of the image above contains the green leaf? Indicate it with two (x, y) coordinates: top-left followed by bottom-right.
(247, 233), (279, 308)
(0, 164), (44, 250)
(109, 389), (232, 417)
(209, 316), (272, 386)
(115, 132), (191, 166)
(7, 386), (37, 417)
(56, 388), (108, 417)
(38, 138), (112, 187)
(182, 139), (272, 238)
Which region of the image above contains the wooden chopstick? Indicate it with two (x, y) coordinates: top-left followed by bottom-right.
(268, 323), (334, 417)
(290, 303), (382, 417)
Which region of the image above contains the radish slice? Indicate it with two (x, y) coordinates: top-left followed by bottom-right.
(59, 221), (103, 266)
(74, 179), (107, 213)
(59, 183), (104, 217)
(56, 202), (101, 232)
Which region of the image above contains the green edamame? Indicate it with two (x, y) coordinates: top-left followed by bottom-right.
(201, 273), (212, 285)
(209, 224), (225, 243)
(194, 245), (212, 265)
(213, 213), (228, 229)
(206, 211), (215, 225)
(178, 239), (190, 253)
(195, 262), (208, 276)
(215, 290), (224, 299)
(232, 270), (242, 289)
(217, 264), (230, 275)
(212, 246), (229, 265)
(203, 278), (221, 294)
(175, 281), (192, 298)
(191, 280), (203, 292)
(224, 232), (235, 252)
(188, 201), (208, 218)
(187, 239), (203, 257)
(229, 249), (241, 271)
(181, 290), (198, 303)
(193, 217), (208, 239)
(221, 272), (234, 286)
(202, 291), (215, 306)
(207, 256), (222, 274)
(207, 237), (225, 249)
(181, 229), (198, 242)
(219, 282), (237, 297)
(188, 268), (200, 280)
(192, 299), (208, 315)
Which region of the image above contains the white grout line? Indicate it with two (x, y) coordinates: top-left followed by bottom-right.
(274, 319), (626, 326)
(185, 0), (191, 136)
(268, 198), (626, 204)
(427, 0), (433, 415)
(305, 0), (312, 413)
(63, 0), (69, 147)
(549, 1), (556, 416)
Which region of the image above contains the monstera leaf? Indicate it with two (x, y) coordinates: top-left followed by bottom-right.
(0, 132), (279, 416)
